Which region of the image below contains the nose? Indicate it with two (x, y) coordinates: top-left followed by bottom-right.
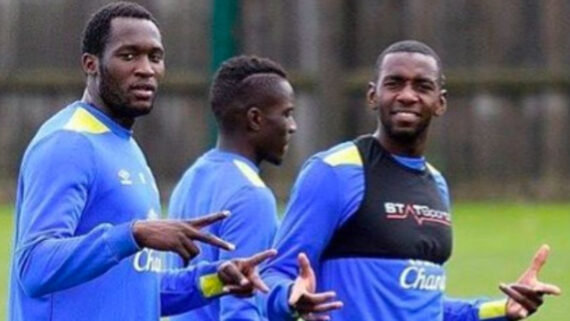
(288, 117), (297, 134)
(396, 84), (419, 105)
(135, 56), (155, 78)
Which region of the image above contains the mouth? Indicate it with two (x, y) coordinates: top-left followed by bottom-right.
(391, 110), (420, 122)
(130, 83), (156, 100)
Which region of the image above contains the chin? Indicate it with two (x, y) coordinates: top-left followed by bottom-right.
(124, 103), (154, 118)
(266, 155), (284, 166)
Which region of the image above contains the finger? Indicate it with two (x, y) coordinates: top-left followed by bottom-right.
(298, 291), (337, 305)
(222, 284), (255, 297)
(534, 282), (562, 296)
(298, 252), (314, 279)
(180, 237), (200, 263)
(174, 243), (191, 266)
(300, 312), (331, 321)
(248, 272), (269, 293)
(500, 283), (539, 314)
(219, 261), (250, 287)
(289, 288), (336, 307)
(510, 284), (544, 306)
(243, 249), (278, 267)
(297, 300), (344, 313)
(187, 210), (231, 229)
(186, 228), (235, 251)
(520, 244), (550, 281)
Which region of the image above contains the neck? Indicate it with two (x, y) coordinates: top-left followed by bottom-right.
(373, 129), (426, 157)
(216, 132), (260, 166)
(81, 87), (135, 129)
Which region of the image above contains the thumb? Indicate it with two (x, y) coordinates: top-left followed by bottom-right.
(288, 253), (313, 306)
(298, 252), (313, 279)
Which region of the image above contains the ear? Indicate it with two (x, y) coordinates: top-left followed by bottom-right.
(434, 89), (447, 117)
(367, 82), (378, 110)
(81, 53), (99, 76)
(246, 107), (263, 132)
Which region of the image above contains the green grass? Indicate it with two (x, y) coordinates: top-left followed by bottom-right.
(446, 203), (569, 321)
(1, 203), (568, 320)
(1, 205), (13, 319)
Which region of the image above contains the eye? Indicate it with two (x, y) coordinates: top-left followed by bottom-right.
(383, 80), (401, 89)
(417, 82), (435, 92)
(120, 53), (135, 61)
(149, 52), (164, 63)
(284, 108), (295, 118)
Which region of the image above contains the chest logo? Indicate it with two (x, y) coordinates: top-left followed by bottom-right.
(384, 202), (451, 226)
(118, 169), (133, 185)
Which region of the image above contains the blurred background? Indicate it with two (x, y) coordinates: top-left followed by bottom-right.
(0, 1), (568, 320)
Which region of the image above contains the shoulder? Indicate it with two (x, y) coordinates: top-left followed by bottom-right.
(289, 142), (364, 201)
(230, 158), (268, 189)
(33, 102), (111, 142)
(426, 162), (451, 208)
(315, 141), (363, 167)
(426, 163), (448, 187)
(298, 141), (363, 181)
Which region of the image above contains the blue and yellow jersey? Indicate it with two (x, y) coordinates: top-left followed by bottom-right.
(262, 139), (508, 321)
(167, 149), (279, 320)
(8, 101), (218, 321)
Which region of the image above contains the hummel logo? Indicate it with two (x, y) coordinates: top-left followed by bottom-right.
(118, 169), (133, 185)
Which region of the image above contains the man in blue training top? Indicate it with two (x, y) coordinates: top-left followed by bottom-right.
(8, 3), (275, 321)
(167, 55), (324, 320)
(262, 40), (562, 321)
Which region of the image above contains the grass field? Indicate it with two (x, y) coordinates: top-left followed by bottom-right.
(1, 203), (568, 320)
(1, 205), (13, 319)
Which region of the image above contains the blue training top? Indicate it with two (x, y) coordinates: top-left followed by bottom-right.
(262, 141), (508, 321)
(8, 102), (220, 321)
(168, 149), (279, 321)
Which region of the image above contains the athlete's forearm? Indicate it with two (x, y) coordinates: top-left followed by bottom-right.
(15, 221), (138, 297)
(159, 261), (220, 316)
(444, 297), (508, 321)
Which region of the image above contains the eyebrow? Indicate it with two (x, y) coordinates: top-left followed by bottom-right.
(383, 75), (437, 83)
(116, 44), (164, 53)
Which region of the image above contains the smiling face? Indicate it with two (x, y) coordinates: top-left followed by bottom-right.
(84, 17), (165, 127)
(368, 52), (446, 154)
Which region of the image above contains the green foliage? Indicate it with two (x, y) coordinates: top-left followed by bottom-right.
(0, 203), (567, 320)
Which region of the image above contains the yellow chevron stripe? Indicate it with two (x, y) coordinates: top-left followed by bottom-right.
(233, 159), (265, 187)
(323, 145), (362, 166)
(64, 107), (109, 134)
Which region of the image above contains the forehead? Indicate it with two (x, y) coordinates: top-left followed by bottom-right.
(379, 52), (439, 81)
(268, 79), (294, 106)
(274, 79), (294, 100)
(106, 17), (163, 52)
(245, 75), (294, 100)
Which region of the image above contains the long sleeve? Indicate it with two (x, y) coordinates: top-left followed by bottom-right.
(262, 159), (350, 321)
(217, 186), (278, 321)
(14, 132), (140, 298)
(160, 261), (222, 316)
(444, 297), (508, 321)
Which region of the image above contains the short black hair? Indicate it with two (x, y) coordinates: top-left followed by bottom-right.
(210, 55), (288, 131)
(375, 40), (444, 86)
(81, 1), (158, 57)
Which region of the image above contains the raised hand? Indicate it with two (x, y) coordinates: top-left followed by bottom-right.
(500, 244), (562, 320)
(288, 253), (343, 320)
(217, 249), (278, 297)
(132, 210), (235, 265)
